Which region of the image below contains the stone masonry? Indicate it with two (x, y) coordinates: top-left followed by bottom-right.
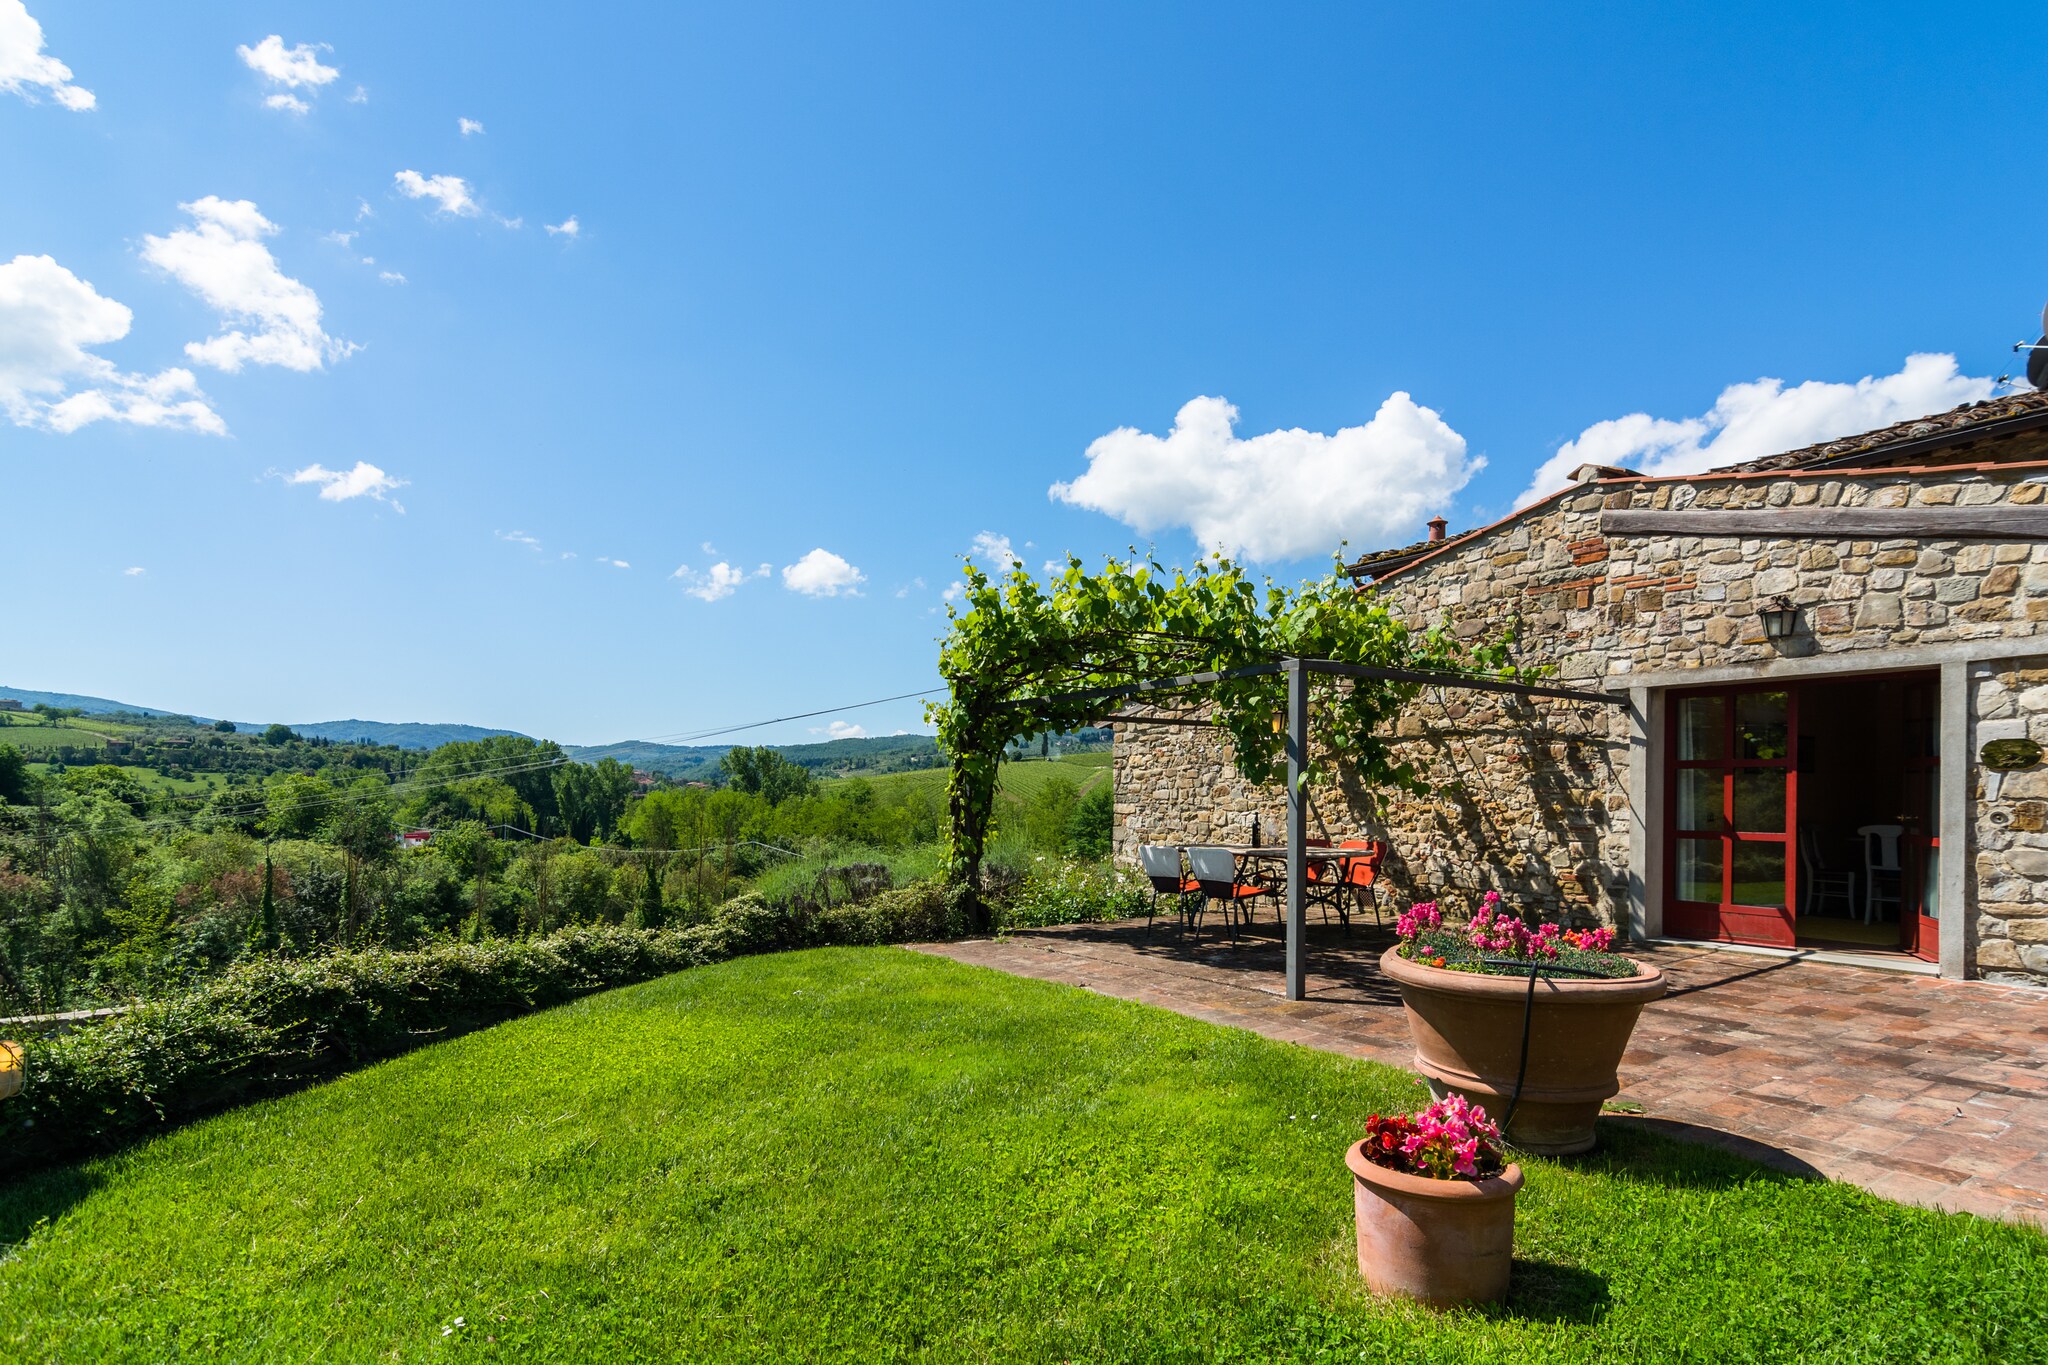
(1115, 461), (2048, 984)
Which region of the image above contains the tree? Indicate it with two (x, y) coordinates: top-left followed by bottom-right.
(0, 743), (27, 805)
(929, 554), (1514, 926)
(719, 746), (816, 805)
(214, 719), (237, 734)
(263, 773), (338, 839)
(1066, 784), (1113, 860)
(553, 757), (636, 843)
(262, 723), (296, 746)
(1023, 774), (1081, 851)
(414, 736), (566, 834)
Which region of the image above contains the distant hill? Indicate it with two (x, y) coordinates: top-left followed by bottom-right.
(284, 720), (530, 749)
(0, 685), (211, 722)
(567, 733), (945, 782)
(0, 686), (528, 751)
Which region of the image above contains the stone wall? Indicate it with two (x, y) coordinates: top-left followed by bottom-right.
(1971, 659), (2048, 983)
(1114, 461), (2048, 982)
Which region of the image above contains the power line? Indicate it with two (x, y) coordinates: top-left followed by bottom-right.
(619, 687), (943, 746)
(126, 685), (950, 836)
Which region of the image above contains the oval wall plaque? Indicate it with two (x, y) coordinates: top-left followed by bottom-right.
(1981, 738), (2043, 771)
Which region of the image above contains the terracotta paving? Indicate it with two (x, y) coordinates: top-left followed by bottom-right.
(912, 916), (2048, 1225)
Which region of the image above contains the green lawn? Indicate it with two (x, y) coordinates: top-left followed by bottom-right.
(3, 948), (2042, 1362)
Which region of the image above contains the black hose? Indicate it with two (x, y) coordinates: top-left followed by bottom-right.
(1475, 957), (1612, 1140)
(1502, 961), (1540, 1133)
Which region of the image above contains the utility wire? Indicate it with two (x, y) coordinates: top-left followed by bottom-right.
(126, 685), (948, 836)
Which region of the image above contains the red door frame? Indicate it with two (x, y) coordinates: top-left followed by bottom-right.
(1902, 677), (1940, 962)
(1664, 684), (1799, 947)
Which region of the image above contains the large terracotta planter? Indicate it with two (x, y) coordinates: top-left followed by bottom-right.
(1381, 945), (1665, 1156)
(1346, 1140), (1522, 1306)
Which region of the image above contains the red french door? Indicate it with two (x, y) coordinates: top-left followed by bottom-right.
(1902, 679), (1940, 961)
(1666, 686), (1798, 947)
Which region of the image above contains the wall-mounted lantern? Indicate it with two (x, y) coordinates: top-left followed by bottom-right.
(1757, 596), (1798, 641)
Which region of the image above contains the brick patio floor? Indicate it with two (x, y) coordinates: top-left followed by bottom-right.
(912, 916), (2048, 1225)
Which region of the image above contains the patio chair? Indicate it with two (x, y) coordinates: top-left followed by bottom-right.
(1299, 838), (1344, 925)
(1797, 826), (1855, 918)
(1137, 844), (1199, 940)
(1187, 846), (1268, 944)
(1334, 839), (1388, 927)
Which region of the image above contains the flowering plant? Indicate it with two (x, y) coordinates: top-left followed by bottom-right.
(1359, 1094), (1505, 1180)
(1394, 891), (1631, 977)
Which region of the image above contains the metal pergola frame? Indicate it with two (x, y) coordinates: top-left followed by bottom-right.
(1010, 656), (1629, 1000)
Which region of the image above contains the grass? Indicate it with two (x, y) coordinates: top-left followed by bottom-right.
(0, 719), (138, 753)
(839, 752), (1112, 807)
(3, 948), (2043, 1362)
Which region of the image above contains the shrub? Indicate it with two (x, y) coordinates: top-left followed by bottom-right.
(997, 858), (1148, 930)
(5, 875), (962, 1171)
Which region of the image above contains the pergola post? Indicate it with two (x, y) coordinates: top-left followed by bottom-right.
(1284, 655), (1308, 1001)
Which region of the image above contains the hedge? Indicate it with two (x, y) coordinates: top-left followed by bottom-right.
(4, 879), (957, 1171)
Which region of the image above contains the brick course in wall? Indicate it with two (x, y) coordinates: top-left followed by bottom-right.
(1114, 462), (2048, 984)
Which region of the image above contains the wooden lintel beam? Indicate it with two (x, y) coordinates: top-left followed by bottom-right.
(1600, 505), (2048, 540)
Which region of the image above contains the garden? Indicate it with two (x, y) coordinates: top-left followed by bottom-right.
(4, 949), (2044, 1362)
(4, 554), (2048, 1359)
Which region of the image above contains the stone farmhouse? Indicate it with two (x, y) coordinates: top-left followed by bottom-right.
(1113, 387), (2048, 986)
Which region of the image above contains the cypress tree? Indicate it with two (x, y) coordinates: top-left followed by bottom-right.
(639, 859), (665, 931)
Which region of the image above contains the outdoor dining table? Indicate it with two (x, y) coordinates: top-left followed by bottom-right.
(1173, 843), (1362, 896)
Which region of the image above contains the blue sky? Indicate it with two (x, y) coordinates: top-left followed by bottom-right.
(3, 2), (2042, 745)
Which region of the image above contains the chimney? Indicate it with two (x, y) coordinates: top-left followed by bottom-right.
(1426, 516), (1447, 543)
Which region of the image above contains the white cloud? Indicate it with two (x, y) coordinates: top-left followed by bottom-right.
(123, 566), (145, 576)
(941, 581), (965, 603)
(378, 271), (406, 285)
(355, 199), (374, 221)
(1513, 353), (1998, 508)
(0, 2), (94, 110)
(496, 529), (541, 551)
(345, 84), (366, 104)
(970, 531), (1021, 570)
(894, 575), (927, 599)
(236, 36), (338, 90)
(700, 541), (719, 556)
(0, 254), (224, 434)
(458, 117), (484, 137)
(810, 720), (870, 740)
(141, 197), (355, 374)
(545, 216), (580, 238)
(263, 93), (309, 115)
(287, 461), (405, 510)
(394, 170), (480, 218)
(597, 556), (631, 569)
(1050, 392), (1482, 562)
(782, 548), (866, 598)
(672, 560), (765, 602)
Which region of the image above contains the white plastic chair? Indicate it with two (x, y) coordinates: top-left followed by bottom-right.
(1858, 824), (1904, 925)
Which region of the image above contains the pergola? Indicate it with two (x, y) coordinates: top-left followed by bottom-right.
(1017, 656), (1630, 1001)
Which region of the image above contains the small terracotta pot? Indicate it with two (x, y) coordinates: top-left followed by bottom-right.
(1382, 946), (1665, 1155)
(1346, 1140), (1522, 1306)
